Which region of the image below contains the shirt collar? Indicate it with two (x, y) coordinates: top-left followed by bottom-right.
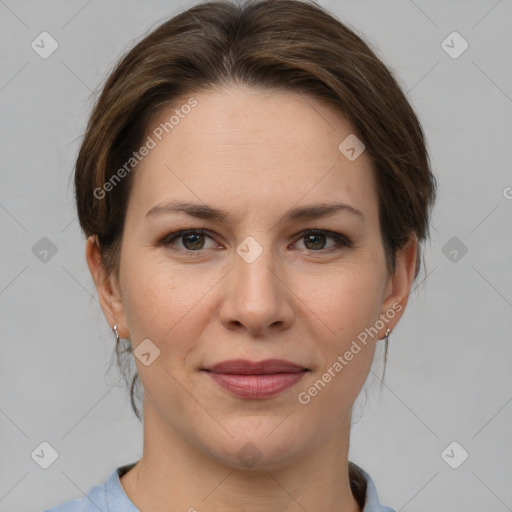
(109, 461), (394, 512)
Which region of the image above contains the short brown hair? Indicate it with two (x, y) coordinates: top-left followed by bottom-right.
(75, 0), (437, 443)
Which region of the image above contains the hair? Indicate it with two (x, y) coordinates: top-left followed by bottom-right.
(74, 0), (436, 497)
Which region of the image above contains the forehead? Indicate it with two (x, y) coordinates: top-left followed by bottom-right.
(126, 86), (378, 225)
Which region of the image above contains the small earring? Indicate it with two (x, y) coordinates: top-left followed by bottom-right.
(380, 327), (391, 342)
(112, 324), (120, 343)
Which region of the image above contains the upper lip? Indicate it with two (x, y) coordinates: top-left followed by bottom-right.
(204, 359), (308, 375)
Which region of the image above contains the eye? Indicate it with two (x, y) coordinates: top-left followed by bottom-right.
(162, 229), (218, 252)
(160, 228), (351, 254)
(293, 229), (351, 252)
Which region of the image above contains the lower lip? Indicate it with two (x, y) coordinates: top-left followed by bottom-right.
(205, 371), (307, 399)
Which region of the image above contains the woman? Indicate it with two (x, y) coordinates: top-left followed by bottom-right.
(45, 0), (436, 510)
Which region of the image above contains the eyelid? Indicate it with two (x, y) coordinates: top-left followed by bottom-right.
(293, 229), (352, 251)
(160, 228), (352, 253)
(161, 229), (218, 251)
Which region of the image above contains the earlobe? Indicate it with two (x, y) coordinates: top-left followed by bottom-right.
(379, 235), (418, 334)
(85, 235), (130, 339)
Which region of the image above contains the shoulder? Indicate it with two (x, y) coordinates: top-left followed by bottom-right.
(43, 463), (138, 512)
(350, 462), (396, 512)
(42, 481), (107, 512)
(45, 461), (393, 512)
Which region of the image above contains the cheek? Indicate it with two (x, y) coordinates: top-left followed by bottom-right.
(120, 256), (203, 406)
(303, 262), (384, 341)
(120, 253), (220, 395)
(121, 251), (207, 338)
(297, 262), (384, 403)
(295, 271), (382, 415)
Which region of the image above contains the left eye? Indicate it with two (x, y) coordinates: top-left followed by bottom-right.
(161, 229), (350, 253)
(294, 230), (349, 251)
(163, 230), (217, 251)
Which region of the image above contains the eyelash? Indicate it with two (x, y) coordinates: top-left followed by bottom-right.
(159, 229), (352, 255)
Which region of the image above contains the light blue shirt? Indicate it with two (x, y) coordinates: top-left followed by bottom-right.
(44, 461), (395, 511)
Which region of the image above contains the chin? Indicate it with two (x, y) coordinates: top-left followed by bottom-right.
(200, 418), (315, 471)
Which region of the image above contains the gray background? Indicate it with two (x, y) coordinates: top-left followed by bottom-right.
(1, 0), (511, 510)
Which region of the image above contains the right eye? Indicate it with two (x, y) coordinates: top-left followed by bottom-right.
(161, 229), (220, 253)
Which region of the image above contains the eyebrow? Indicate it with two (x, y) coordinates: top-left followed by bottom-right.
(145, 201), (364, 224)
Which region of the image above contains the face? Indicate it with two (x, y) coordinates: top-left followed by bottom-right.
(88, 85), (416, 469)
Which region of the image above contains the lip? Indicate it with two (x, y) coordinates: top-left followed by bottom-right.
(202, 359), (308, 399)
(206, 359), (307, 374)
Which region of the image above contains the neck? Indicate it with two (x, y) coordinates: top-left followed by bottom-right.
(121, 398), (362, 512)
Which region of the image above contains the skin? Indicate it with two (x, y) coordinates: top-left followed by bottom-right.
(86, 85), (417, 512)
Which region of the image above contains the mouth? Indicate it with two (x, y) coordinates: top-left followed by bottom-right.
(204, 358), (308, 374)
(201, 359), (309, 399)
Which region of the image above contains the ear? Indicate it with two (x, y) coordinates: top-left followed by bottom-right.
(85, 235), (130, 339)
(378, 234), (418, 336)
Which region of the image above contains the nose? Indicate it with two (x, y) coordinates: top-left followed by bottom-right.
(218, 244), (294, 336)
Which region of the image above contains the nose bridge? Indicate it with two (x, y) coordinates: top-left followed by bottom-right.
(220, 234), (292, 332)
(233, 234), (280, 303)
